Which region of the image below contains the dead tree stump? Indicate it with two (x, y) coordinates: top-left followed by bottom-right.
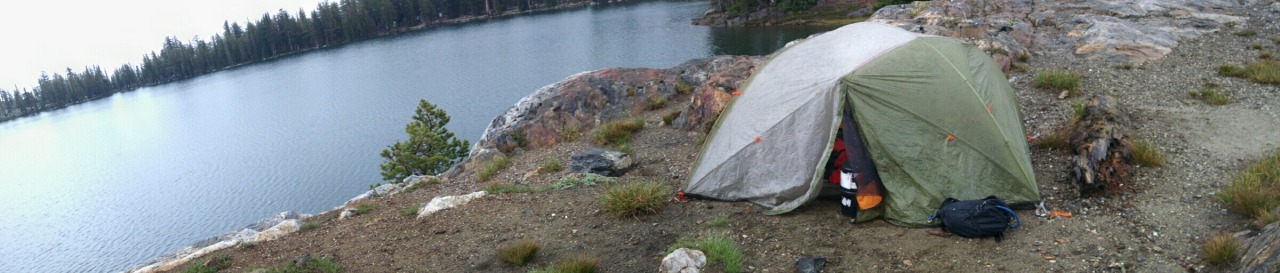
(1067, 95), (1135, 195)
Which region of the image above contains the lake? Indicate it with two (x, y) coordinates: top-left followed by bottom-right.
(0, 1), (833, 272)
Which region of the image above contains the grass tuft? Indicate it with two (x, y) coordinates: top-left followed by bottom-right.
(531, 255), (599, 273)
(668, 234), (744, 273)
(676, 81), (694, 95)
(1219, 150), (1280, 221)
(1132, 139), (1164, 167)
(497, 240), (539, 266)
(709, 215), (731, 228)
(592, 118), (645, 145)
(1234, 30), (1257, 37)
(1263, 52), (1274, 60)
(539, 160), (564, 174)
(561, 125), (580, 142)
(1118, 63), (1134, 70)
(484, 183), (552, 194)
(1034, 70), (1082, 95)
(1219, 61), (1280, 85)
(1252, 208), (1279, 229)
(1033, 129), (1070, 150)
(1251, 44), (1264, 50)
(476, 155), (511, 182)
(600, 181), (671, 217)
(1190, 88), (1232, 105)
(646, 97), (667, 110)
(354, 204), (375, 216)
(401, 207), (419, 218)
(663, 110), (681, 126)
(1202, 233), (1242, 267)
(300, 222), (319, 231)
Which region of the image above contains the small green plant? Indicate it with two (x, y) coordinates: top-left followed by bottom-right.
(1132, 139), (1164, 167)
(263, 256), (343, 273)
(1251, 44), (1264, 50)
(1263, 52), (1274, 60)
(354, 204), (376, 216)
(561, 125), (581, 142)
(510, 128), (530, 148)
(1202, 233), (1242, 267)
(1219, 61), (1280, 85)
(530, 255), (599, 273)
(403, 178), (439, 193)
(615, 144), (633, 154)
(1218, 150), (1280, 220)
(1017, 53), (1030, 62)
(668, 234), (744, 273)
(592, 118), (645, 145)
(1117, 63), (1134, 70)
(663, 110), (681, 126)
(553, 174), (614, 190)
(1034, 70), (1082, 95)
(1071, 102), (1087, 121)
(1234, 30), (1257, 37)
(1190, 88), (1232, 105)
(300, 222), (319, 231)
(601, 181), (670, 217)
(497, 240), (540, 266)
(183, 255), (231, 273)
(401, 207), (419, 218)
(709, 215), (731, 227)
(539, 160), (564, 174)
(477, 155), (512, 182)
(646, 97), (667, 110)
(676, 81), (694, 95)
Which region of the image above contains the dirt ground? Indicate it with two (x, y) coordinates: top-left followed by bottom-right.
(163, 11), (1280, 273)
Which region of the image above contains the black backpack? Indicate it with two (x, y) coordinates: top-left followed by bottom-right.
(930, 196), (1020, 242)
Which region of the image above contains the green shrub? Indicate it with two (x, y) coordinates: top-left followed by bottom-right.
(668, 234), (744, 273)
(1234, 30), (1257, 37)
(497, 240), (539, 266)
(554, 174), (614, 190)
(401, 207), (419, 218)
(1202, 233), (1242, 267)
(1132, 140), (1164, 167)
(539, 160), (564, 174)
(592, 118), (645, 145)
(1034, 70), (1082, 94)
(601, 181), (670, 217)
(1219, 150), (1280, 220)
(263, 256), (343, 273)
(646, 97), (667, 110)
(477, 155), (511, 182)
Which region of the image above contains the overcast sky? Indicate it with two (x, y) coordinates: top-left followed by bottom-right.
(0, 0), (328, 90)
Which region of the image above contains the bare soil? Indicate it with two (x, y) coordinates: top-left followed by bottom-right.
(164, 8), (1280, 273)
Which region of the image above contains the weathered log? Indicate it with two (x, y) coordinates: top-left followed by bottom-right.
(1067, 95), (1135, 195)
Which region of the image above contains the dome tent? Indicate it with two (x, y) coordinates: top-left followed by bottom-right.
(684, 22), (1040, 226)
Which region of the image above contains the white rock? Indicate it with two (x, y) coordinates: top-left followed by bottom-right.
(250, 219), (299, 243)
(339, 208), (356, 220)
(417, 191), (488, 219)
(660, 248), (707, 273)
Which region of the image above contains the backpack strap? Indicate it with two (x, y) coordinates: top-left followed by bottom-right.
(994, 205), (1020, 230)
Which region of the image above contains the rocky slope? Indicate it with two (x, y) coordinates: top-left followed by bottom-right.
(155, 0), (1280, 272)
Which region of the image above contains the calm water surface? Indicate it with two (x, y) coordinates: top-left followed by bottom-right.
(0, 1), (832, 272)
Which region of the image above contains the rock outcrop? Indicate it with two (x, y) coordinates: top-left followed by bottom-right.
(1240, 214), (1280, 273)
(660, 248), (707, 273)
(569, 148), (633, 176)
(465, 56), (761, 165)
(869, 0), (1247, 71)
(417, 191), (488, 219)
